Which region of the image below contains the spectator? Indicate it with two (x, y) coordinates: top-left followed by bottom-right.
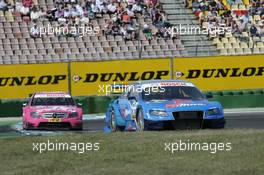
(95, 0), (106, 13)
(104, 19), (113, 35)
(23, 0), (32, 8)
(122, 11), (131, 24)
(11, 0), (171, 43)
(250, 24), (259, 36)
(143, 24), (153, 41)
(126, 5), (135, 17)
(112, 24), (120, 36)
(107, 1), (117, 14)
(0, 0), (8, 12)
(80, 13), (89, 24)
(132, 2), (142, 14)
(30, 6), (41, 21)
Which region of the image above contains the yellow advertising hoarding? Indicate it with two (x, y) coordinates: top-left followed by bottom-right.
(1, 54), (263, 99)
(0, 63), (68, 99)
(173, 55), (264, 91)
(71, 59), (171, 96)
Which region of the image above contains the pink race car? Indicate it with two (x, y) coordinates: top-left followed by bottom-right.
(23, 92), (83, 130)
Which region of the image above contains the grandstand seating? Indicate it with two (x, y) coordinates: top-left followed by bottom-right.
(188, 0), (264, 55)
(0, 0), (188, 64)
(0, 0), (263, 64)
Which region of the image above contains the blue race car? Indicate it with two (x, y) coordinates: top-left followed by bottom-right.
(104, 80), (225, 132)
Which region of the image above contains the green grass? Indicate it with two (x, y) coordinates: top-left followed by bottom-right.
(0, 129), (263, 175)
(0, 118), (22, 138)
(0, 117), (21, 127)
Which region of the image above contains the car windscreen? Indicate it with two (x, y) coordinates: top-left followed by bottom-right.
(31, 97), (75, 106)
(142, 86), (205, 101)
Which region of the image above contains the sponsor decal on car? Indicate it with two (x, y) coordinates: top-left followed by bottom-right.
(166, 100), (205, 108)
(166, 103), (206, 108)
(34, 93), (71, 98)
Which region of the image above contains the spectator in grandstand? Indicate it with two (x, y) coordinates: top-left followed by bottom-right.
(121, 25), (137, 41)
(121, 11), (132, 24)
(126, 5), (135, 17)
(227, 0), (243, 5)
(11, 0), (170, 43)
(107, 2), (117, 14)
(155, 28), (172, 39)
(112, 24), (121, 36)
(143, 23), (153, 41)
(38, 7), (47, 20)
(80, 12), (90, 24)
(150, 5), (158, 22)
(45, 8), (56, 20)
(104, 19), (113, 35)
(131, 2), (143, 14)
(95, 0), (107, 13)
(238, 18), (247, 32)
(231, 22), (241, 37)
(71, 6), (81, 18)
(155, 28), (163, 38)
(30, 6), (42, 22)
(16, 1), (30, 16)
(0, 0), (9, 12)
(250, 23), (259, 37)
(55, 0), (63, 4)
(127, 0), (135, 6)
(22, 0), (32, 8)
(63, 8), (71, 18)
(30, 24), (40, 38)
(55, 8), (67, 23)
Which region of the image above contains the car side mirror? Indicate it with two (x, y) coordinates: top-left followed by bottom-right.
(22, 103), (27, 107)
(77, 103), (82, 107)
(205, 93), (213, 98)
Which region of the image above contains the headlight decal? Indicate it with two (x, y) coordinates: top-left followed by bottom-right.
(207, 108), (220, 116)
(149, 110), (168, 117)
(30, 112), (40, 118)
(69, 112), (78, 118)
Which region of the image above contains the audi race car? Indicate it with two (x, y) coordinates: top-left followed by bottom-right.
(23, 92), (83, 130)
(104, 80), (225, 132)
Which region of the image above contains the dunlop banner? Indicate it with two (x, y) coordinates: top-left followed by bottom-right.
(0, 63), (68, 99)
(71, 59), (171, 96)
(173, 55), (264, 91)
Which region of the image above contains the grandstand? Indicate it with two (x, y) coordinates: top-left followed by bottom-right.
(0, 0), (263, 64)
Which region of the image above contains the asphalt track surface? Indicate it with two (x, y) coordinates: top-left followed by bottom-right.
(1, 109), (263, 137)
(84, 111), (264, 131)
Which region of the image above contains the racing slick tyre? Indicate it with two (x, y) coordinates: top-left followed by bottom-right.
(136, 108), (145, 131)
(110, 110), (118, 132)
(71, 126), (83, 131)
(23, 122), (30, 130)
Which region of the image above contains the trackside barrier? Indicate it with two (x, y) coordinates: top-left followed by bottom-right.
(70, 59), (171, 96)
(0, 63), (68, 99)
(0, 96), (117, 117)
(0, 55), (264, 98)
(0, 54), (264, 117)
(173, 55), (264, 91)
(1, 89), (264, 117)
